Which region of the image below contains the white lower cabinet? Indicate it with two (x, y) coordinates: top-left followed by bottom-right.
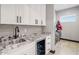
(46, 35), (51, 54)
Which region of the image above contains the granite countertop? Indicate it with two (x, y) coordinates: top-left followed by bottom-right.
(1, 33), (51, 55)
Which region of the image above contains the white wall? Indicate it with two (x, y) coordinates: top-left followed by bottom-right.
(56, 6), (79, 41)
(54, 4), (79, 11)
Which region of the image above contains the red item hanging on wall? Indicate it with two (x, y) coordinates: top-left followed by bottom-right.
(56, 21), (62, 31)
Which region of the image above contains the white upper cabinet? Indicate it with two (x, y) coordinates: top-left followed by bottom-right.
(16, 5), (29, 25)
(0, 4), (46, 26)
(40, 5), (46, 26)
(1, 4), (30, 25)
(29, 4), (42, 25)
(15, 5), (23, 24)
(1, 4), (17, 24)
(23, 5), (30, 25)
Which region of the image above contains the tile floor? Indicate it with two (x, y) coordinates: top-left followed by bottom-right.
(49, 40), (79, 55)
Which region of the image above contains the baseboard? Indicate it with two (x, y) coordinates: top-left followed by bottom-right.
(60, 38), (79, 43)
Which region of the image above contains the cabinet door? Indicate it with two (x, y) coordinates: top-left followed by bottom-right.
(29, 4), (41, 25)
(1, 4), (17, 24)
(16, 5), (29, 25)
(40, 4), (46, 26)
(23, 5), (30, 25)
(16, 5), (24, 24)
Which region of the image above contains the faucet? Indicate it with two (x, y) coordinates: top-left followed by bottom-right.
(14, 26), (20, 39)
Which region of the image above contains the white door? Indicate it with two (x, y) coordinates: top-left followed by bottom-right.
(1, 4), (17, 24)
(40, 4), (46, 26)
(29, 4), (41, 25)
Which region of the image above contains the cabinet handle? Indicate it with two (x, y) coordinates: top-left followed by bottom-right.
(35, 19), (38, 24)
(20, 16), (21, 23)
(17, 16), (18, 23)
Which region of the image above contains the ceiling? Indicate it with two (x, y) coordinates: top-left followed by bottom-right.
(54, 4), (79, 11)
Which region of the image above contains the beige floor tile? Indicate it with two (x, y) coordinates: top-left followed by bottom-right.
(48, 40), (79, 55)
